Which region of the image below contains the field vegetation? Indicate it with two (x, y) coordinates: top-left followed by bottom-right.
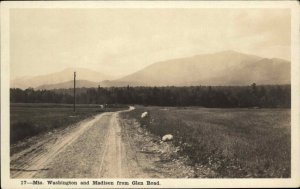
(10, 103), (126, 144)
(122, 106), (291, 178)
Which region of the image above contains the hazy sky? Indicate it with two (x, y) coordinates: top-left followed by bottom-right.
(10, 8), (290, 79)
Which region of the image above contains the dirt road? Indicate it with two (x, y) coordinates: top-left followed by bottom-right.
(11, 106), (195, 178)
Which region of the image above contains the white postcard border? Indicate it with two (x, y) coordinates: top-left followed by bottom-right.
(1, 1), (299, 188)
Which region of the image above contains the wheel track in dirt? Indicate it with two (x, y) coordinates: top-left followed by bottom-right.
(10, 113), (106, 178)
(10, 106), (195, 178)
(11, 107), (135, 178)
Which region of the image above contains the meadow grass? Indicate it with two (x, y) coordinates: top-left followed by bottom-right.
(10, 103), (126, 144)
(122, 106), (290, 178)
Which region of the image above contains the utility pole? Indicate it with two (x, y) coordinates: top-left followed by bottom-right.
(73, 71), (76, 112)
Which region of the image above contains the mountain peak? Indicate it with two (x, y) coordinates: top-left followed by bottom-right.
(117, 50), (290, 86)
(189, 50), (261, 61)
(11, 67), (115, 89)
(11, 51), (290, 89)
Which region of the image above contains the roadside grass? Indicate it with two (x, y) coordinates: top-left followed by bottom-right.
(10, 103), (127, 145)
(122, 106), (290, 178)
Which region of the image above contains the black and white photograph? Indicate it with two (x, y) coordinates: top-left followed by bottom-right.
(1, 1), (300, 188)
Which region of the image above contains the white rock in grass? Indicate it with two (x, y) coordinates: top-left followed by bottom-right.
(162, 134), (173, 142)
(141, 112), (148, 118)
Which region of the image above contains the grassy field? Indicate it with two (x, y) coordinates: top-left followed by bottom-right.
(122, 106), (291, 178)
(10, 103), (127, 144)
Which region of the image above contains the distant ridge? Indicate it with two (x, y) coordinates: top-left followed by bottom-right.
(36, 80), (101, 90)
(12, 50), (290, 89)
(11, 67), (115, 89)
(112, 50), (290, 86)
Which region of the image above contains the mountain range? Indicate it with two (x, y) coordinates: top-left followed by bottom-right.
(11, 67), (115, 89)
(11, 51), (291, 90)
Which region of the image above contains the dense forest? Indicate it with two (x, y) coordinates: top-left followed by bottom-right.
(10, 84), (290, 108)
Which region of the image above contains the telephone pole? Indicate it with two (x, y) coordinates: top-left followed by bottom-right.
(73, 71), (76, 112)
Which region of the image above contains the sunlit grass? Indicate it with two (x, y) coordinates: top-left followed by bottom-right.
(122, 106), (290, 178)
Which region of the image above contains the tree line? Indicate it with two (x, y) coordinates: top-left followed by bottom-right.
(10, 84), (290, 108)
